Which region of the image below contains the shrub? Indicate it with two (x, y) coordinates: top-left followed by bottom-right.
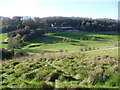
(6, 69), (14, 75)
(14, 68), (25, 77)
(97, 48), (99, 49)
(87, 71), (103, 85)
(1, 48), (14, 60)
(65, 50), (68, 52)
(90, 37), (96, 41)
(35, 70), (51, 81)
(102, 55), (109, 59)
(84, 47), (88, 51)
(11, 61), (20, 66)
(80, 48), (84, 51)
(63, 38), (70, 43)
(59, 49), (64, 53)
(93, 47), (96, 50)
(8, 34), (22, 49)
(80, 37), (83, 41)
(115, 44), (118, 47)
(14, 49), (28, 57)
(48, 71), (60, 82)
(8, 28), (45, 42)
(88, 47), (92, 50)
(105, 75), (119, 87)
(24, 72), (36, 80)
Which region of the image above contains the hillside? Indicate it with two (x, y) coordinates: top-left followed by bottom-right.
(1, 31), (118, 55)
(1, 31), (119, 89)
(1, 47), (119, 89)
(0, 16), (119, 89)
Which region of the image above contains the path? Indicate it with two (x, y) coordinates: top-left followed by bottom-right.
(3, 46), (119, 61)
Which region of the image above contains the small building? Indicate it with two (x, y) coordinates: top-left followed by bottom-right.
(4, 38), (9, 42)
(1, 38), (9, 44)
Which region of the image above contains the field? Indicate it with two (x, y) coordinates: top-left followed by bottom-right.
(1, 31), (119, 89)
(1, 31), (118, 54)
(24, 31), (118, 54)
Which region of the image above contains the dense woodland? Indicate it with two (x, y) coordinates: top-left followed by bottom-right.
(0, 16), (118, 33)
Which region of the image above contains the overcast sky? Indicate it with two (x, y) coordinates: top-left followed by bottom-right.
(0, 0), (119, 19)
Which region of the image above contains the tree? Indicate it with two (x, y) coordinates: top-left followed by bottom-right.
(24, 25), (30, 30)
(85, 22), (91, 31)
(21, 35), (28, 42)
(1, 48), (14, 59)
(33, 17), (40, 27)
(22, 18), (35, 29)
(12, 16), (22, 26)
(8, 34), (22, 49)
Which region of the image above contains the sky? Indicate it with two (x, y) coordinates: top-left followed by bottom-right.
(0, 0), (119, 19)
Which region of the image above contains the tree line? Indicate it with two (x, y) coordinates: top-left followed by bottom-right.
(0, 16), (118, 33)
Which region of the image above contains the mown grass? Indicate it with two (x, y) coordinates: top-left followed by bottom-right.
(1, 31), (118, 54)
(21, 31), (118, 54)
(0, 33), (8, 48)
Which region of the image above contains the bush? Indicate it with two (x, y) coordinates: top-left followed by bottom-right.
(90, 37), (96, 41)
(93, 47), (96, 50)
(11, 61), (20, 66)
(115, 44), (118, 47)
(24, 72), (36, 80)
(88, 47), (92, 50)
(8, 28), (45, 42)
(1, 48), (14, 60)
(48, 71), (60, 82)
(14, 49), (28, 57)
(59, 49), (64, 53)
(80, 48), (84, 51)
(84, 47), (88, 51)
(8, 34), (22, 49)
(65, 50), (68, 52)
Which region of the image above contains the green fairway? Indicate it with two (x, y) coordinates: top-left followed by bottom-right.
(1, 31), (118, 55)
(0, 33), (8, 48)
(22, 31), (118, 54)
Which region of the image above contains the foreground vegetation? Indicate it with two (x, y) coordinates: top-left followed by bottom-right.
(1, 48), (119, 89)
(0, 16), (119, 89)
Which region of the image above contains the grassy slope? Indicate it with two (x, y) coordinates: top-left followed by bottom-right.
(22, 31), (118, 54)
(1, 32), (118, 53)
(1, 48), (119, 88)
(1, 31), (119, 88)
(82, 48), (118, 57)
(0, 33), (8, 48)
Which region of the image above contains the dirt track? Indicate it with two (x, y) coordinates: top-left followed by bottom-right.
(3, 46), (119, 61)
